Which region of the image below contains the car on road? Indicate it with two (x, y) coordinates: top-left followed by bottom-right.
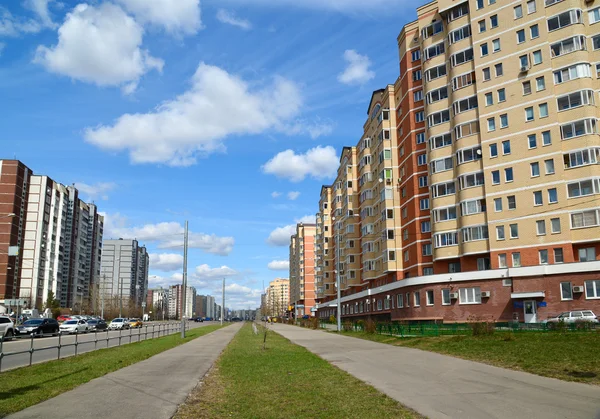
(87, 319), (108, 331)
(56, 315), (71, 322)
(59, 319), (89, 334)
(16, 318), (60, 337)
(544, 310), (598, 324)
(0, 315), (15, 340)
(204, 317), (212, 321)
(192, 317), (204, 322)
(109, 318), (130, 330)
(128, 318), (143, 328)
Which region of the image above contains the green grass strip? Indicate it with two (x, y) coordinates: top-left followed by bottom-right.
(337, 330), (600, 385)
(0, 324), (225, 416)
(177, 323), (420, 418)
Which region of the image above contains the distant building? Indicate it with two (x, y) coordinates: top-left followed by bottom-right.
(168, 284), (196, 319)
(289, 223), (316, 317)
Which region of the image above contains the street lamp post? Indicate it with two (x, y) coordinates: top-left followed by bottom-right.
(335, 269), (341, 332)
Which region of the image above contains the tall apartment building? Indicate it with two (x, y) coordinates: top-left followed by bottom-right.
(265, 278), (289, 317)
(167, 284), (196, 319)
(100, 239), (148, 312)
(289, 223), (316, 317)
(315, 0), (600, 324)
(147, 287), (169, 319)
(195, 295), (206, 317)
(315, 186), (332, 300)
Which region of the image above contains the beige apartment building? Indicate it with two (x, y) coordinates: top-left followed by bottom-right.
(289, 223), (316, 317)
(265, 278), (289, 317)
(315, 0), (600, 324)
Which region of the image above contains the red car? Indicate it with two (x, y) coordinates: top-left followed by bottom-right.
(57, 315), (71, 322)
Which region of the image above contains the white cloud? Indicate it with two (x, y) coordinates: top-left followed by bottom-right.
(216, 9), (251, 30)
(338, 49), (375, 85)
(223, 283), (262, 299)
(266, 214), (315, 246)
(147, 273), (181, 289)
(85, 63), (306, 166)
(194, 264), (239, 280)
(74, 182), (116, 201)
(114, 0), (201, 35)
(24, 0), (58, 29)
(102, 213), (235, 256)
(268, 260), (289, 270)
(149, 253), (183, 272)
(0, 7), (42, 36)
(34, 3), (164, 91)
(287, 191), (300, 200)
(271, 191), (281, 198)
(262, 146), (338, 182)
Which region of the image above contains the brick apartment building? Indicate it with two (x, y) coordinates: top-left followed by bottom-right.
(289, 223), (316, 317)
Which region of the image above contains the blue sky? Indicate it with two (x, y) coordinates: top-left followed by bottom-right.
(1, 0), (421, 309)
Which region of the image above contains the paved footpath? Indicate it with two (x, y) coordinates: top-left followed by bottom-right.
(271, 324), (600, 419)
(8, 323), (242, 419)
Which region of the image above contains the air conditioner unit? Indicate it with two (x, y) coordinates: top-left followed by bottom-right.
(573, 286), (584, 293)
(450, 292), (459, 299)
(386, 179), (392, 185)
(481, 291), (491, 298)
(520, 65), (530, 72)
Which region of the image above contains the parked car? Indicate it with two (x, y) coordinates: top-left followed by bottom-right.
(128, 318), (143, 328)
(204, 317), (212, 321)
(57, 315), (71, 322)
(87, 319), (108, 331)
(16, 318), (60, 337)
(59, 319), (88, 334)
(192, 317), (204, 322)
(109, 318), (130, 330)
(0, 315), (15, 339)
(544, 310), (598, 324)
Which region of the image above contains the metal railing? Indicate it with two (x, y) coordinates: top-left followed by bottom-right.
(0, 322), (189, 373)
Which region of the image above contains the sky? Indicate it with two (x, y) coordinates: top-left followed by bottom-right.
(1, 0), (421, 309)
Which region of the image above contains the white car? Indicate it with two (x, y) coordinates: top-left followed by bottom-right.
(108, 318), (130, 330)
(544, 310), (598, 324)
(59, 319), (88, 334)
(0, 316), (15, 339)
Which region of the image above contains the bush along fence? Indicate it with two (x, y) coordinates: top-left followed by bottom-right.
(319, 319), (600, 337)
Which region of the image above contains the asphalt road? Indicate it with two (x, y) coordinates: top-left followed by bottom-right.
(0, 321), (214, 372)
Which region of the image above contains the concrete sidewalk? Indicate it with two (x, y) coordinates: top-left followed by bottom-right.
(271, 324), (600, 419)
(8, 323), (242, 419)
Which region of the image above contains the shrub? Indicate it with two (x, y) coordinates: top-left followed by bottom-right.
(502, 333), (516, 342)
(329, 315), (336, 324)
(467, 315), (495, 336)
(342, 321), (353, 332)
(364, 318), (377, 334)
(309, 317), (319, 330)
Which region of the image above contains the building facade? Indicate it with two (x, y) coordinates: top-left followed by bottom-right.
(167, 284), (196, 319)
(289, 223), (316, 317)
(315, 0), (600, 324)
(265, 278), (289, 317)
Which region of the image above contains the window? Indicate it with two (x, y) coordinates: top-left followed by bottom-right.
(520, 54), (530, 69)
(422, 243), (432, 256)
(551, 217), (561, 233)
(561, 119), (597, 140)
(404, 250), (409, 261)
(452, 72), (475, 90)
(415, 111), (424, 123)
(595, 36), (600, 51)
(548, 9), (583, 31)
(426, 290), (434, 306)
(433, 206), (457, 222)
(416, 132), (425, 144)
(512, 252), (521, 267)
(564, 148), (600, 169)
(567, 179), (599, 198)
(492, 170), (500, 184)
(430, 157), (453, 173)
(589, 7), (600, 23)
(485, 93), (493, 106)
(517, 29), (526, 43)
(579, 247), (596, 262)
(548, 188), (558, 203)
(418, 176), (428, 188)
(550, 36), (587, 58)
(426, 64), (447, 81)
(490, 143), (498, 158)
(420, 198), (429, 210)
(500, 114), (508, 128)
(480, 43), (489, 56)
(428, 110), (450, 127)
(530, 24), (539, 38)
(417, 154), (427, 166)
(498, 253), (507, 268)
(494, 198), (502, 212)
(532, 50), (542, 65)
(482, 67), (491, 81)
(462, 225), (489, 242)
(554, 248), (564, 263)
(505, 167), (513, 182)
(510, 223), (519, 239)
(461, 199), (486, 215)
(561, 282), (573, 300)
(454, 120), (479, 139)
(528, 134), (537, 149)
(490, 14), (498, 27)
(536, 219), (546, 235)
(424, 42), (445, 60)
(442, 289), (451, 305)
(495, 64), (503, 77)
(557, 90), (595, 112)
(531, 162), (540, 177)
(449, 25), (471, 44)
(539, 103), (548, 118)
(397, 294), (404, 308)
(514, 5), (523, 19)
(478, 20), (486, 33)
(507, 195), (516, 210)
(434, 231), (458, 248)
(542, 131), (552, 146)
(502, 140), (511, 155)
(496, 225), (505, 240)
(406, 293), (410, 307)
(421, 221), (431, 233)
(525, 107), (534, 121)
(429, 132), (452, 149)
(477, 258), (490, 270)
(451, 48), (474, 66)
(453, 96), (478, 114)
(523, 81), (532, 95)
(413, 70), (422, 81)
(545, 159), (555, 174)
(536, 76), (545, 91)
(527, 0), (536, 13)
(534, 191), (543, 206)
(431, 181), (456, 198)
(492, 38), (501, 52)
(413, 90), (423, 102)
(487, 117), (496, 131)
(458, 172), (485, 189)
(553, 63), (592, 84)
(411, 50), (421, 62)
(422, 21), (444, 39)
(449, 262), (461, 273)
(457, 146), (482, 164)
(459, 287), (481, 304)
(426, 87), (449, 105)
(414, 292), (421, 307)
(539, 249), (549, 264)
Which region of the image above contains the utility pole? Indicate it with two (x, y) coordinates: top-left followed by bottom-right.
(221, 278), (225, 326)
(336, 270), (341, 332)
(101, 274), (105, 319)
(119, 274), (123, 318)
(181, 220), (188, 339)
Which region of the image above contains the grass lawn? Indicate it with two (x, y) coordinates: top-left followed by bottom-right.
(338, 329), (600, 385)
(0, 324), (225, 416)
(175, 323), (421, 419)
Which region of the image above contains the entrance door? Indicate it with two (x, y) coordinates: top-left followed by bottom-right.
(524, 300), (537, 323)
